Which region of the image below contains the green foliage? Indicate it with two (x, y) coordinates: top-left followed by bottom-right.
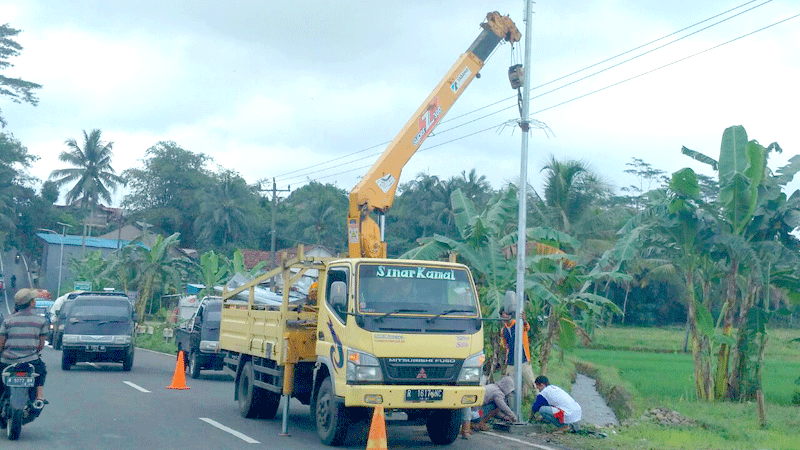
(67, 251), (112, 293)
(123, 233), (189, 322)
(194, 170), (256, 251)
(135, 323), (178, 355)
(195, 250), (229, 298)
(0, 24), (42, 127)
(49, 129), (124, 209)
(278, 181), (348, 253)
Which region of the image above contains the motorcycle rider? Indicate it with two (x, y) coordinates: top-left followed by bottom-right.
(0, 289), (48, 403)
(10, 275), (16, 289)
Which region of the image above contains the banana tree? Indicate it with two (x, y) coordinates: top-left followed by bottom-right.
(123, 233), (188, 322)
(682, 125), (799, 400)
(195, 250), (230, 299)
(402, 186), (622, 375)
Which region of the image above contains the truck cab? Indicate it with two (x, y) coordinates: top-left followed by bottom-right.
(175, 296), (225, 379)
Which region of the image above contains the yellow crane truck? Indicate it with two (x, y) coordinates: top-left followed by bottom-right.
(219, 11), (520, 446)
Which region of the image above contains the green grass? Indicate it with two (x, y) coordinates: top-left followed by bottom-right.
(551, 326), (800, 450)
(135, 323), (178, 355)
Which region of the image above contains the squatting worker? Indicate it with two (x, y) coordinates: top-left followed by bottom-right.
(473, 375), (517, 431)
(0, 288), (49, 403)
(531, 375), (581, 433)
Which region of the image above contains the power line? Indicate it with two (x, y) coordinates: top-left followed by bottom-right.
(274, 4), (794, 191)
(272, 1), (768, 187)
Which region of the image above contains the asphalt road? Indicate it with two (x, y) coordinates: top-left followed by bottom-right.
(2, 344), (574, 450)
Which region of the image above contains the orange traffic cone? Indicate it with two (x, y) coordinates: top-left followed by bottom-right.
(167, 350), (190, 390)
(366, 405), (387, 450)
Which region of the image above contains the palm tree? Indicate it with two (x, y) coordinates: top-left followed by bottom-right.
(49, 129), (124, 211)
(194, 171), (252, 250)
(540, 156), (609, 235)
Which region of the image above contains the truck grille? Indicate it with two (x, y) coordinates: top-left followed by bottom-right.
(380, 357), (463, 385)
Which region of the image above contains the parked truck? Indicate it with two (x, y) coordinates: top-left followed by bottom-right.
(218, 11), (520, 447)
(174, 296), (225, 379)
(221, 248), (485, 445)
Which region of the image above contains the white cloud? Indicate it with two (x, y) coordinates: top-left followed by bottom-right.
(3, 0), (799, 207)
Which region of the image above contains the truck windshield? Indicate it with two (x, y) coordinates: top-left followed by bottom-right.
(356, 263), (477, 316)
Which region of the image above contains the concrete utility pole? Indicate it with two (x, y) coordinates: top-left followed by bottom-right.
(57, 222), (73, 297)
(513, 0), (535, 424)
(261, 178), (290, 291)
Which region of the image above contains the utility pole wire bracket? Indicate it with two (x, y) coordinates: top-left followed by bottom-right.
(498, 118), (554, 138)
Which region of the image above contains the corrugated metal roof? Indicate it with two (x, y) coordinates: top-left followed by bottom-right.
(36, 232), (141, 250)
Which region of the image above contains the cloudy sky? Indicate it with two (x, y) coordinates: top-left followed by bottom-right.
(3, 0), (799, 206)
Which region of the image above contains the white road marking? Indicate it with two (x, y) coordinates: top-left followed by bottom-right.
(200, 418), (260, 444)
(483, 431), (560, 450)
(123, 381), (150, 393)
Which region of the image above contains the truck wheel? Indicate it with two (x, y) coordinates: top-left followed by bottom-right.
(61, 350), (73, 371)
(122, 350), (134, 371)
(237, 361), (262, 418)
(188, 352), (201, 379)
(426, 409), (461, 445)
(315, 377), (348, 446)
(7, 408), (22, 440)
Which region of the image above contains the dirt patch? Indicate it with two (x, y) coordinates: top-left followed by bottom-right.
(642, 408), (698, 427)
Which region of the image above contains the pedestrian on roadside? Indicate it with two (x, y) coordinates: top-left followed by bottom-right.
(500, 307), (535, 399)
(0, 288), (49, 403)
(531, 375), (582, 433)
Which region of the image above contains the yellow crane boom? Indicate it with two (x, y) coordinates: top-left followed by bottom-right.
(348, 11), (520, 258)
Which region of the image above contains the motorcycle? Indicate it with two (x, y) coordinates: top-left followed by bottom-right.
(0, 362), (45, 440)
(14, 253), (20, 264)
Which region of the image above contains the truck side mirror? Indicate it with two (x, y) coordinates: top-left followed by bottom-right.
(503, 291), (516, 315)
(330, 281), (347, 313)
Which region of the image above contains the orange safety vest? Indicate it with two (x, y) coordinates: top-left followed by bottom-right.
(502, 319), (531, 364)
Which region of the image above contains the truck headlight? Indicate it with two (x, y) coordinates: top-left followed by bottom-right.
(200, 340), (219, 352)
(112, 335), (132, 344)
(346, 349), (383, 382)
(62, 334), (79, 344)
(457, 352), (485, 383)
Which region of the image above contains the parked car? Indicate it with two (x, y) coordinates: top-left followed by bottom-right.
(174, 296), (224, 378)
(60, 291), (137, 371)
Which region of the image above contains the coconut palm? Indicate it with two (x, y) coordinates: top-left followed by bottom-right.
(49, 129), (124, 211)
(540, 156), (610, 235)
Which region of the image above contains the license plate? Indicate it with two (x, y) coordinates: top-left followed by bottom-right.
(6, 377), (35, 388)
(87, 345), (106, 352)
(405, 389), (443, 402)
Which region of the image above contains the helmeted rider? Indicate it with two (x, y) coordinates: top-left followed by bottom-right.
(0, 289), (49, 404)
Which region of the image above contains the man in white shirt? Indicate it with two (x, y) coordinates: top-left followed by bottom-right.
(531, 375), (582, 433)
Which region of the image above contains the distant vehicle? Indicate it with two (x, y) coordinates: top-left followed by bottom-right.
(174, 296), (224, 378)
(51, 292), (84, 349)
(60, 291), (136, 371)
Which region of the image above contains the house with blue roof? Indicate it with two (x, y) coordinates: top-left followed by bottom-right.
(36, 233), (136, 297)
